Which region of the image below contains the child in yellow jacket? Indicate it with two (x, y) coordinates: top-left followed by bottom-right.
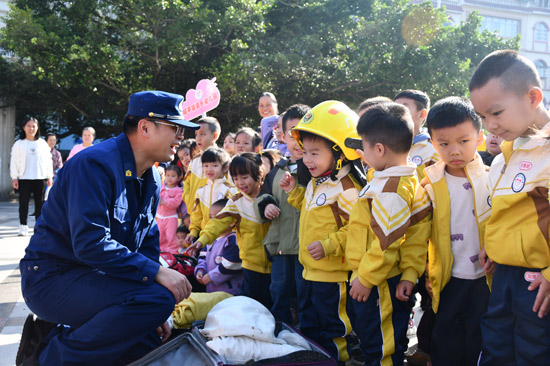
(182, 117), (220, 210)
(423, 97), (492, 366)
(187, 153), (272, 309)
(470, 50), (550, 366)
(346, 102), (431, 366)
(280, 101), (365, 362)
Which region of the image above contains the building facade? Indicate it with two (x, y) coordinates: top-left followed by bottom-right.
(415, 0), (550, 105)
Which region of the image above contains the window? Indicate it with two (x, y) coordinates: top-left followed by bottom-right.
(535, 22), (548, 42)
(481, 16), (520, 38)
(535, 60), (547, 78)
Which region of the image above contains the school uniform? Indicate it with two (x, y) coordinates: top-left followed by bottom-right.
(255, 158), (306, 324)
(197, 192), (272, 308)
(189, 177), (237, 238)
(20, 134), (173, 365)
(346, 163), (431, 366)
(287, 165), (361, 362)
(195, 232), (243, 295)
(479, 132), (550, 366)
(422, 155), (491, 366)
(183, 155), (207, 211)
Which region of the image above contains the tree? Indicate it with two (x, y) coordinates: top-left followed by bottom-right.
(0, 0), (518, 138)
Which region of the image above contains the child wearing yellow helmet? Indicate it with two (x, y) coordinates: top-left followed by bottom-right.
(279, 100), (363, 362)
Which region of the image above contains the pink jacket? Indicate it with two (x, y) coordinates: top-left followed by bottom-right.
(157, 184), (183, 218)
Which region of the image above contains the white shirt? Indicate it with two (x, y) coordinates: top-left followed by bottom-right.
(21, 140), (44, 180)
(446, 172), (485, 280)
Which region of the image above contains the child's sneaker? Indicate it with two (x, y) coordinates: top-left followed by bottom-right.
(18, 225), (28, 237)
(407, 311), (417, 337)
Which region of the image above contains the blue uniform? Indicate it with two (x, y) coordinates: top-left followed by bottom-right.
(20, 134), (175, 365)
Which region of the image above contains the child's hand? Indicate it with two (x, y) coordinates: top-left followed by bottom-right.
(185, 241), (203, 257)
(479, 247), (496, 274)
(350, 277), (372, 302)
(528, 273), (550, 318)
(195, 271), (204, 281)
(199, 274), (211, 285)
(396, 280), (414, 301)
(264, 203), (281, 219)
(279, 172), (296, 192)
(355, 149), (365, 162)
(307, 241), (325, 260)
(183, 235), (196, 247)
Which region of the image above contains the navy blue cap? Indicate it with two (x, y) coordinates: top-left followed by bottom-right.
(127, 90), (200, 130)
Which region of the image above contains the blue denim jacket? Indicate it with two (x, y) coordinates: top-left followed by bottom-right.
(21, 134), (161, 285)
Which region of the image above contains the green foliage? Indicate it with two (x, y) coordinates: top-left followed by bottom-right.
(0, 0), (518, 138)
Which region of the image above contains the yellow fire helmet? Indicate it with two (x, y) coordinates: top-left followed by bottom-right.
(291, 100), (361, 161)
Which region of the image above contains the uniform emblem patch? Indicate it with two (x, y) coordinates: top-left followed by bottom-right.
(316, 193), (327, 206)
(519, 161), (533, 171)
(302, 111), (314, 125)
(411, 155), (423, 166)
(215, 255), (222, 264)
(511, 173), (526, 193)
(524, 271), (541, 283)
(125, 170), (132, 177)
(217, 192), (224, 200)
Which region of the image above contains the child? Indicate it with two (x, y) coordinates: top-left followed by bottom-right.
(478, 132), (504, 166)
(469, 50), (550, 366)
(186, 147), (237, 241)
(176, 224), (190, 254)
(176, 139), (194, 176)
(279, 101), (364, 362)
(345, 102), (432, 366)
(394, 89), (440, 180)
(183, 117), (220, 210)
(423, 97), (492, 366)
(260, 149), (284, 175)
(255, 104), (310, 324)
(194, 198), (243, 295)
(157, 165), (184, 252)
(223, 133), (236, 157)
(187, 153), (272, 308)
(235, 127), (262, 154)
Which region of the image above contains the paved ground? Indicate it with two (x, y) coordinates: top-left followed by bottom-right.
(0, 199), (425, 366)
(0, 199), (34, 366)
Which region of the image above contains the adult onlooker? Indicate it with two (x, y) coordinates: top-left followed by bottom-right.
(10, 117), (53, 236)
(44, 133), (63, 200)
(259, 92), (279, 149)
(66, 126), (96, 160)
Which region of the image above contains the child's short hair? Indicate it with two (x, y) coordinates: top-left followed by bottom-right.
(177, 140), (191, 154)
(197, 116), (221, 135)
(426, 97), (481, 135)
(299, 130), (335, 151)
(225, 132), (236, 140)
(201, 146), (230, 169)
(261, 149), (284, 170)
(394, 89), (431, 111)
(469, 49), (541, 95)
(357, 103), (414, 154)
(176, 224), (190, 235)
(236, 127), (262, 149)
(282, 104), (310, 132)
(357, 96), (392, 114)
(211, 198), (229, 211)
(165, 164), (182, 176)
(230, 152), (264, 182)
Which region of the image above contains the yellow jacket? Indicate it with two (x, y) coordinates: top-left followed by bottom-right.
(189, 178), (237, 238)
(197, 192), (271, 274)
(486, 133), (550, 281)
(346, 164), (431, 288)
(183, 155), (208, 211)
(410, 137), (440, 181)
(287, 165), (360, 282)
(422, 155), (491, 312)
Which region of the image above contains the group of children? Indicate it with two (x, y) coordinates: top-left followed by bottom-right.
(155, 49), (550, 366)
